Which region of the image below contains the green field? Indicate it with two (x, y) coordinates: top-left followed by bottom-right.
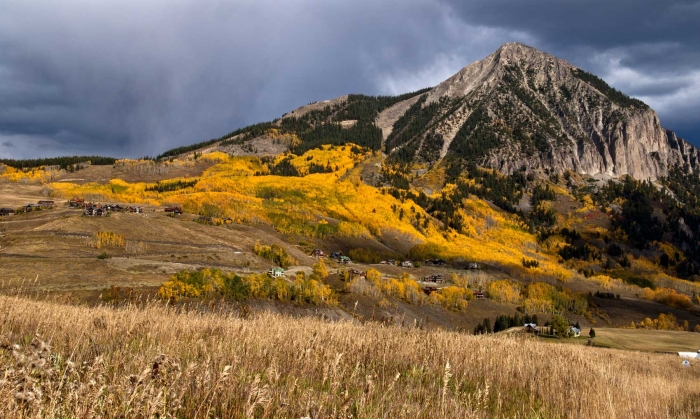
(541, 327), (700, 353)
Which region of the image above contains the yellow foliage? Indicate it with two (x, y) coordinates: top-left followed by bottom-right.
(487, 280), (522, 304)
(639, 287), (694, 310)
(635, 313), (685, 331)
(0, 166), (52, 184)
(88, 231), (126, 249)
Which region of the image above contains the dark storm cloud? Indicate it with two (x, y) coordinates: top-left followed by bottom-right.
(0, 0), (698, 159)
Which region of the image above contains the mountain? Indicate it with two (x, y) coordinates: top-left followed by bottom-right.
(113, 42), (700, 183)
(378, 42), (698, 180)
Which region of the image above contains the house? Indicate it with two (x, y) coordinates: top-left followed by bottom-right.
(37, 200), (54, 207)
(0, 208), (15, 216)
(423, 274), (445, 283)
(84, 207), (94, 216)
(267, 267), (285, 278)
(164, 207), (183, 214)
(128, 206), (143, 214)
(311, 249), (325, 258)
(339, 256), (352, 264)
(386, 259), (396, 265)
(95, 208), (104, 217)
(424, 259), (446, 266)
(569, 326), (581, 337)
(69, 198), (85, 208)
(330, 251), (343, 260)
(400, 261), (414, 268)
(523, 324), (539, 334)
(23, 204), (40, 212)
(679, 351), (700, 359)
(473, 290), (486, 299)
(468, 262), (481, 270)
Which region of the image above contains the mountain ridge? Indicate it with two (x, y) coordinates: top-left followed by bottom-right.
(377, 42), (698, 181)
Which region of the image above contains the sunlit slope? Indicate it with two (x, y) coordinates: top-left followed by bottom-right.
(48, 146), (570, 281)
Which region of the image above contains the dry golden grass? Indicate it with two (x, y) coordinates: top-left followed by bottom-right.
(1, 295), (699, 418)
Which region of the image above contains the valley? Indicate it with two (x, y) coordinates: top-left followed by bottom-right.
(2, 42), (700, 417)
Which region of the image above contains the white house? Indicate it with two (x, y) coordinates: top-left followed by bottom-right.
(267, 267), (285, 278)
(679, 350), (700, 359)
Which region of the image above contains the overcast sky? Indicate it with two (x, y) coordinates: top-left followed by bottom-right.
(1, 0), (698, 159)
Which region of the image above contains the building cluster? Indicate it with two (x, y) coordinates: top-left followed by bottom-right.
(329, 252), (351, 264)
(70, 198), (142, 216)
(522, 324), (581, 337)
(1, 200), (55, 216)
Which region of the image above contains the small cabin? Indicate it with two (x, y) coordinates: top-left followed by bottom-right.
(401, 261), (414, 268)
(423, 274), (445, 283)
(569, 326), (581, 337)
(267, 267), (285, 278)
(473, 290), (486, 299)
(468, 262), (481, 270)
(164, 207), (183, 214)
(0, 208), (15, 216)
(23, 204), (41, 212)
(311, 249), (325, 258)
(523, 323), (539, 334)
(37, 200), (54, 206)
(339, 256), (351, 264)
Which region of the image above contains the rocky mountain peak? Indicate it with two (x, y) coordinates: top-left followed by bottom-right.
(380, 43), (699, 181)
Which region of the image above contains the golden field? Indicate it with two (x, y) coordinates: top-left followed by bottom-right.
(1, 295), (699, 418)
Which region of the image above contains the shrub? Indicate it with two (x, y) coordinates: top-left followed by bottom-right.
(348, 248), (397, 264)
(157, 268), (336, 305)
(253, 243), (297, 268)
(522, 258), (540, 269)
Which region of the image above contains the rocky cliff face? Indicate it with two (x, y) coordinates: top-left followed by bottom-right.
(380, 42), (698, 180)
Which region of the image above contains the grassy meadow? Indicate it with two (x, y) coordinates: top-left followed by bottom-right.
(1, 295), (699, 418)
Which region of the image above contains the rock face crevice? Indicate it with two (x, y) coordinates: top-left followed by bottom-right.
(380, 42), (698, 180)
